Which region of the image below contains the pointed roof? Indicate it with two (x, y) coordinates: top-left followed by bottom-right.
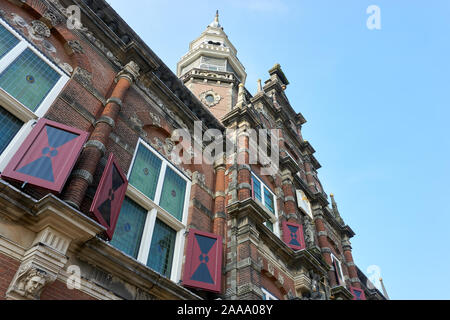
(209, 10), (221, 28)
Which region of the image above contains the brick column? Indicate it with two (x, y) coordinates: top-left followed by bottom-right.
(313, 209), (338, 287)
(281, 169), (298, 223)
(342, 236), (361, 289)
(213, 159), (227, 236)
(63, 61), (140, 209)
(304, 156), (316, 194)
(236, 121), (251, 201)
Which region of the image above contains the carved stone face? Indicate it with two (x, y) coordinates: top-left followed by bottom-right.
(25, 276), (45, 295)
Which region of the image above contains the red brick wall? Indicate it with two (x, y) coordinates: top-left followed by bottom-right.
(0, 253), (20, 300)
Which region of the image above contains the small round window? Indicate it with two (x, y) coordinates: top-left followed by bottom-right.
(205, 94), (215, 104)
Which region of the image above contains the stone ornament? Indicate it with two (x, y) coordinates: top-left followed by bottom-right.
(67, 40), (84, 54)
(31, 20), (51, 38)
(200, 90), (221, 108)
(7, 265), (56, 300)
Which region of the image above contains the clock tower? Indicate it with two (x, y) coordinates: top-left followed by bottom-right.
(177, 11), (247, 121)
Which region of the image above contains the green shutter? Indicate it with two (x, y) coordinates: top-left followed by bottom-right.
(159, 166), (187, 221)
(129, 143), (162, 201)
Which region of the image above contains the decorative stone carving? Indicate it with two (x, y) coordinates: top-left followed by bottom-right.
(73, 67), (93, 86)
(59, 62), (74, 74)
(304, 219), (316, 248)
(11, 13), (28, 28)
(117, 61), (140, 83)
(31, 20), (51, 38)
(7, 264), (56, 300)
(200, 90), (222, 108)
(43, 9), (63, 27)
(42, 39), (56, 54)
(67, 40), (84, 54)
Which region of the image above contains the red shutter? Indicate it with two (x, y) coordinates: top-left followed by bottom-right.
(349, 286), (367, 300)
(90, 154), (128, 240)
(282, 221), (306, 251)
(182, 229), (223, 293)
(1, 119), (88, 193)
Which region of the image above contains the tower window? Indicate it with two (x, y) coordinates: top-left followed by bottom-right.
(205, 94), (215, 104)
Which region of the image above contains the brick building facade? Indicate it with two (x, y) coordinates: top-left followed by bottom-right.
(0, 0), (386, 301)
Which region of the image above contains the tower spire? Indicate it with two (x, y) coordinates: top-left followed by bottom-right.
(209, 10), (221, 28)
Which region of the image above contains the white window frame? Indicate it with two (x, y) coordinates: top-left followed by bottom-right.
(262, 288), (279, 301)
(0, 18), (69, 171)
(251, 172), (279, 237)
(123, 138), (191, 283)
(331, 253), (345, 286)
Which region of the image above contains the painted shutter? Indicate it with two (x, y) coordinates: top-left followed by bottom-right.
(182, 229), (223, 293)
(90, 154), (128, 240)
(1, 119), (88, 193)
(350, 286), (367, 300)
(282, 221), (306, 251)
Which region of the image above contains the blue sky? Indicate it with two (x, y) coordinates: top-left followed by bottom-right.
(107, 0), (450, 300)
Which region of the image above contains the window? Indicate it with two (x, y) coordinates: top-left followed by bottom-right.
(262, 288), (279, 300)
(251, 173), (279, 236)
(0, 18), (69, 171)
(110, 139), (191, 282)
(331, 253), (345, 286)
(128, 140), (190, 222)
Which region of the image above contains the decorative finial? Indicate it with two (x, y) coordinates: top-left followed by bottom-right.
(209, 10), (221, 28)
(257, 79), (263, 93)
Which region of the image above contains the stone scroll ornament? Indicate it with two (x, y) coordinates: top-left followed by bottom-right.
(1, 119), (88, 193)
(90, 154), (128, 240)
(182, 229), (223, 293)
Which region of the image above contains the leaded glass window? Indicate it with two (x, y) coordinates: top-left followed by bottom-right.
(146, 219), (176, 278)
(264, 188), (275, 214)
(110, 197), (147, 259)
(0, 24), (19, 59)
(0, 105), (23, 155)
(129, 143), (162, 200)
(159, 166), (187, 221)
(0, 48), (61, 112)
(252, 175), (262, 202)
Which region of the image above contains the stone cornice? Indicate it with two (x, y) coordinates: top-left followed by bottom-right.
(78, 237), (202, 300)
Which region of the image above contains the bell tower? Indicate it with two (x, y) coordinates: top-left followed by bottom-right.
(177, 11), (247, 121)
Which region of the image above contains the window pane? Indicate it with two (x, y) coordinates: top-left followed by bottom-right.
(110, 197), (147, 259)
(0, 48), (61, 111)
(0, 105), (23, 155)
(159, 167), (187, 221)
(252, 175), (262, 202)
(265, 221), (274, 232)
(264, 187), (275, 214)
(147, 219), (176, 278)
(129, 144), (162, 201)
(0, 24), (19, 58)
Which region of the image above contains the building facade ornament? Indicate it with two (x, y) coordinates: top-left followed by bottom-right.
(31, 20), (51, 38)
(200, 89), (222, 108)
(7, 265), (56, 300)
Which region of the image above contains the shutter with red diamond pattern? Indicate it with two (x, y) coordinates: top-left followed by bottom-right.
(1, 119), (88, 193)
(182, 229), (223, 293)
(349, 286), (367, 300)
(282, 221), (306, 251)
(90, 154), (128, 240)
